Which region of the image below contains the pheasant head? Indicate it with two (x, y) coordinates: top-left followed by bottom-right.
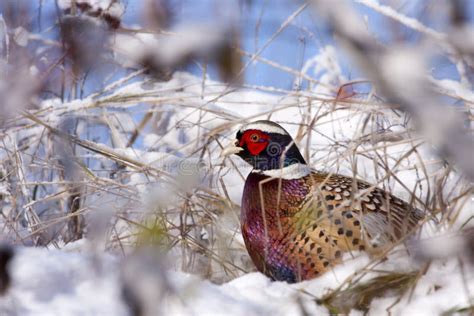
(221, 120), (307, 173)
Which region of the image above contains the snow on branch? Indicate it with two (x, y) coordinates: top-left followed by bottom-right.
(311, 0), (474, 181)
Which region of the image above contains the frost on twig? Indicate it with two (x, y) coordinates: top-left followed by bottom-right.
(311, 0), (474, 181)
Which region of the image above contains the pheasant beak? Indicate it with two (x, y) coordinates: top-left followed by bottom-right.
(220, 139), (243, 157)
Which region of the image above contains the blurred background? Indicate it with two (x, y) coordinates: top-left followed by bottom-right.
(3, 0), (473, 95)
(0, 0), (472, 315)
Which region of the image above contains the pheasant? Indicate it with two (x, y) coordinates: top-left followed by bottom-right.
(221, 120), (423, 283)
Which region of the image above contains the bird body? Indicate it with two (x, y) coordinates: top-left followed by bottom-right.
(221, 120), (422, 283)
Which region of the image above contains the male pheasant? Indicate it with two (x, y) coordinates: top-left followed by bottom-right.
(221, 120), (423, 283)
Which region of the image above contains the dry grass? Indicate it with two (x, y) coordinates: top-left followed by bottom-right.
(0, 0), (472, 313)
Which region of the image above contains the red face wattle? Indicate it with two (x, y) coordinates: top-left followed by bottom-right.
(239, 130), (270, 156)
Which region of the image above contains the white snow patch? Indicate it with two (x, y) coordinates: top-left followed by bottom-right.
(58, 0), (125, 18)
(1, 247), (127, 315)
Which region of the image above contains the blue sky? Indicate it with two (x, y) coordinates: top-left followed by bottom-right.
(119, 0), (468, 90)
(3, 0), (470, 97)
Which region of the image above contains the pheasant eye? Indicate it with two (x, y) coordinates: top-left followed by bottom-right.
(250, 134), (260, 142)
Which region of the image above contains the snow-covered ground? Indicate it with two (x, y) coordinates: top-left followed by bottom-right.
(1, 238), (472, 315)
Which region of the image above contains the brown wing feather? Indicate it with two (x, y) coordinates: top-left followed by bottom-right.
(290, 171), (422, 267)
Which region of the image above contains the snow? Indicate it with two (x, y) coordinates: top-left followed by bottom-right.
(1, 19), (472, 313)
(58, 0), (125, 18)
(13, 27), (29, 47)
(1, 73), (471, 315)
(113, 24), (228, 70)
(371, 259), (474, 315)
(432, 78), (474, 102)
(5, 241), (470, 315)
(355, 0), (446, 41)
(0, 246), (363, 315)
(0, 246), (127, 315)
(299, 45), (345, 95)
